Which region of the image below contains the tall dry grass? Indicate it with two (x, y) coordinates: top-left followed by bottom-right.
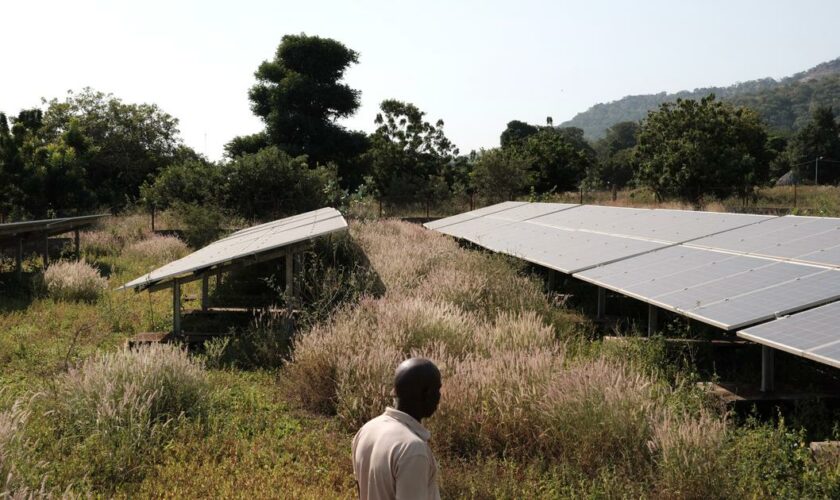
(122, 234), (189, 264)
(81, 213), (152, 258)
(3, 344), (209, 492)
(283, 220), (731, 482)
(39, 260), (108, 302)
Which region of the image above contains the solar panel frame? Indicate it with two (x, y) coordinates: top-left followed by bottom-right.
(122, 208), (347, 291)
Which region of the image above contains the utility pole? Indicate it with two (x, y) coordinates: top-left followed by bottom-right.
(816, 156), (823, 185)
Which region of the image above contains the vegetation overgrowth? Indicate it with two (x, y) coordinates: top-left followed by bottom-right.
(1, 215), (840, 498)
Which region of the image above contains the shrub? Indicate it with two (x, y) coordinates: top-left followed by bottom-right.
(39, 260), (108, 302)
(123, 234), (189, 263)
(9, 344), (209, 492)
(171, 202), (224, 248)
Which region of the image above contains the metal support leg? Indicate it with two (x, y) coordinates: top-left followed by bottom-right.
(173, 279), (181, 336)
(547, 269), (556, 292)
(285, 251), (294, 309)
(42, 233), (49, 268)
(597, 287), (606, 320)
(201, 275), (209, 311)
(16, 238), (23, 280)
(648, 304), (658, 336)
(74, 230), (80, 260)
(761, 345), (775, 393)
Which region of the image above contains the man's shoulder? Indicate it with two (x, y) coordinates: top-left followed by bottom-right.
(355, 414), (426, 447)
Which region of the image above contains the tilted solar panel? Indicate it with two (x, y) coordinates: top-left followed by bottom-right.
(687, 215), (840, 268)
(123, 207), (347, 290)
(739, 300), (840, 369)
(423, 201), (528, 230)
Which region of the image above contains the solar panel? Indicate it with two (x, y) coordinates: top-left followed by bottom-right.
(687, 215), (840, 268)
(739, 300), (840, 369)
(576, 245), (840, 330)
(427, 202), (840, 334)
(423, 201), (528, 230)
(0, 214), (108, 239)
(530, 206), (771, 243)
(474, 222), (665, 273)
(123, 208), (347, 290)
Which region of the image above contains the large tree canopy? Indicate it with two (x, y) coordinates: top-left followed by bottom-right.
(41, 88), (186, 208)
(634, 95), (773, 205)
(787, 106), (840, 183)
(367, 99), (458, 205)
(242, 34), (367, 171)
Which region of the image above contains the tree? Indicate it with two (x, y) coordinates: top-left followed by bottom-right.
(223, 146), (343, 220)
(240, 34), (367, 181)
(140, 159), (225, 210)
(523, 127), (595, 193)
(367, 99), (458, 207)
(471, 148), (533, 202)
(588, 121), (640, 193)
(634, 95), (773, 205)
(0, 112), (28, 219)
(40, 88), (184, 208)
(787, 106), (840, 183)
(500, 120), (539, 149)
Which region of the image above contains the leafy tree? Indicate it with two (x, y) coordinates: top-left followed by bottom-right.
(787, 106), (840, 183)
(523, 127), (595, 193)
(471, 148), (533, 202)
(0, 112), (28, 219)
(238, 34), (368, 185)
(224, 132), (269, 158)
(367, 99), (458, 206)
(588, 121), (640, 192)
(40, 88), (184, 208)
(140, 159), (225, 210)
(223, 146), (343, 220)
(634, 95), (773, 205)
(500, 120), (539, 149)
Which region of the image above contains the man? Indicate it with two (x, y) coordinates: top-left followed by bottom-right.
(352, 358), (442, 500)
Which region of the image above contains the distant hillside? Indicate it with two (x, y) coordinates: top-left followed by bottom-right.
(561, 58), (840, 139)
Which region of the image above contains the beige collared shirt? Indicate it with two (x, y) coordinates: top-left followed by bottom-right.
(351, 407), (440, 500)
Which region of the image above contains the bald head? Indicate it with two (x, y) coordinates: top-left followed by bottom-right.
(393, 358), (441, 421)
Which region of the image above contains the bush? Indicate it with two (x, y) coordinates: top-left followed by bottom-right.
(39, 260), (108, 302)
(5, 344), (209, 492)
(172, 202), (224, 248)
(123, 234), (189, 264)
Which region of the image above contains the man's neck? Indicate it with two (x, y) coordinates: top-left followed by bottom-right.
(394, 403), (423, 423)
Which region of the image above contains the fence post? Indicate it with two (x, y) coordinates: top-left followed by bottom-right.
(793, 183), (797, 209)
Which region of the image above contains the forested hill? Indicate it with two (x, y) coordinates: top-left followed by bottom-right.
(561, 57), (840, 139)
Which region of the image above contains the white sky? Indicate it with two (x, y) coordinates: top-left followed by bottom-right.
(3, 0), (840, 161)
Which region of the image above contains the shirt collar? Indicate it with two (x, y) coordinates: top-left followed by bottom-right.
(384, 407), (431, 441)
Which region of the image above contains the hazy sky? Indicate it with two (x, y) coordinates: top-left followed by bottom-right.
(3, 0), (840, 160)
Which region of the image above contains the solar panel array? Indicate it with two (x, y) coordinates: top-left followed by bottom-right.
(123, 207), (346, 290)
(426, 202), (840, 368)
